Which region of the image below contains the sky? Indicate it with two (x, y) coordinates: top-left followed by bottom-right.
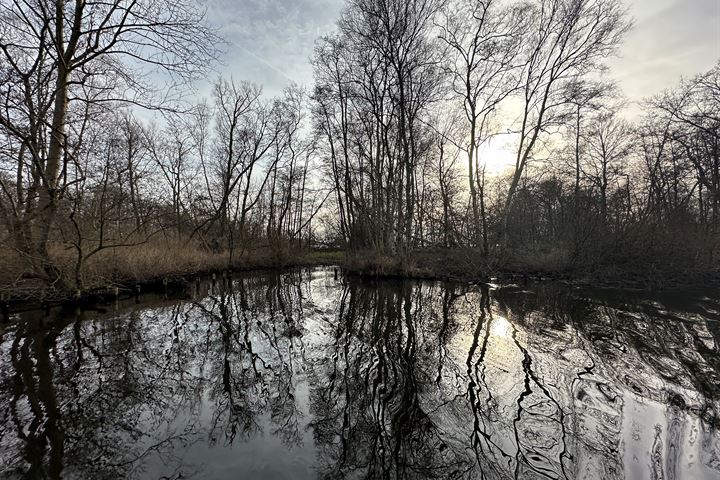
(204, 0), (719, 99)
(204, 0), (343, 97)
(608, 0), (719, 103)
(201, 0), (719, 173)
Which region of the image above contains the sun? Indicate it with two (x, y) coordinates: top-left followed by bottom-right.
(476, 136), (516, 176)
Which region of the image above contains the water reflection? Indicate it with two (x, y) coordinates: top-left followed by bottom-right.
(0, 268), (718, 479)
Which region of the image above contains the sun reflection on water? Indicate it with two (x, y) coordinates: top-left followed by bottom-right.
(491, 316), (511, 339)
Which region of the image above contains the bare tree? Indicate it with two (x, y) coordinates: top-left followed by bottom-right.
(0, 0), (220, 284)
(313, 0), (444, 253)
(503, 0), (631, 241)
(440, 0), (526, 253)
(583, 110), (633, 227)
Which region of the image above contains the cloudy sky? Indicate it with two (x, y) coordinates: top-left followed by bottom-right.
(608, 0), (719, 101)
(204, 0), (718, 102)
(204, 0), (342, 96)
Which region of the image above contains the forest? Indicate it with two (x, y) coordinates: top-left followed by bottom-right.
(0, 0), (718, 297)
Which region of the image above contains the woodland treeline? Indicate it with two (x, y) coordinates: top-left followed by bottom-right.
(0, 0), (718, 293)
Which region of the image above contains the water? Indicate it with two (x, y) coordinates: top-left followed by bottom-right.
(1, 267), (719, 479)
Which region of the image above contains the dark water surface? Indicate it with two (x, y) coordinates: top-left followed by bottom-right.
(1, 267), (719, 479)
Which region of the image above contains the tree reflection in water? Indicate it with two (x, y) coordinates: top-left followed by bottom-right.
(0, 268), (718, 479)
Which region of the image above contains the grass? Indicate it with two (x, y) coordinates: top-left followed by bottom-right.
(339, 248), (499, 281)
(337, 245), (720, 289)
(0, 238), (343, 301)
(0, 237), (717, 304)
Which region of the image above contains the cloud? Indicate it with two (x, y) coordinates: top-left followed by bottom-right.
(204, 0), (343, 95)
(608, 0), (719, 105)
(201, 0), (716, 104)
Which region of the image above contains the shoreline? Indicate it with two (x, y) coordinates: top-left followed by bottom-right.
(1, 248), (718, 318)
(0, 250), (345, 317)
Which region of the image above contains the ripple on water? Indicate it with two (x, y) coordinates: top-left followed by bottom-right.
(0, 268), (718, 479)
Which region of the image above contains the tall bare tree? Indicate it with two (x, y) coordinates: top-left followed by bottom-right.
(0, 0), (220, 283)
(503, 0), (630, 242)
(440, 0), (526, 254)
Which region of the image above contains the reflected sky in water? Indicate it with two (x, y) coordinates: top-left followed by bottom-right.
(0, 267), (718, 479)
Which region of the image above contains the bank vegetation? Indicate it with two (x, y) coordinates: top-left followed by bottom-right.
(1, 0), (718, 299)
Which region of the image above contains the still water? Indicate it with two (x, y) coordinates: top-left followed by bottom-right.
(1, 267), (719, 479)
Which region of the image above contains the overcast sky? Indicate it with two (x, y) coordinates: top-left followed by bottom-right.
(203, 0), (719, 102)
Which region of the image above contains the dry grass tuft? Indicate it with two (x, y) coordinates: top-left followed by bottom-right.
(0, 236), (317, 299)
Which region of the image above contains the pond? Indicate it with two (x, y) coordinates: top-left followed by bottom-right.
(0, 267), (719, 479)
